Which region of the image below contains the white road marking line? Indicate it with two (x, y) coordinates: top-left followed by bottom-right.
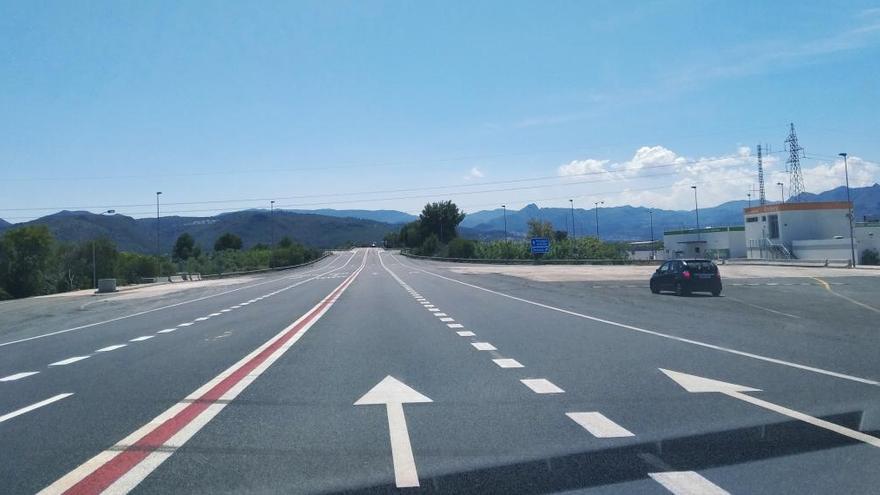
(457, 331), (476, 337)
(209, 313), (222, 317)
(0, 393), (73, 424)
(0, 253), (345, 349)
(428, 308), (440, 312)
(521, 378), (564, 393)
(447, 323), (463, 328)
(471, 342), (497, 351)
(194, 317), (209, 321)
(439, 317), (455, 322)
(649, 471), (729, 495)
(397, 255), (880, 386)
(726, 296), (800, 319)
(240, 302), (250, 306)
(566, 412), (634, 438)
(49, 356), (90, 366)
(220, 309), (232, 312)
(230, 306), (241, 309)
(0, 371), (39, 382)
(157, 328), (176, 334)
(96, 344), (127, 352)
(177, 323), (193, 327)
(494, 358), (524, 368)
(129, 336), (154, 342)
(433, 313), (448, 317)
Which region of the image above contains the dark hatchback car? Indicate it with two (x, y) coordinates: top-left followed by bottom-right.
(650, 259), (722, 296)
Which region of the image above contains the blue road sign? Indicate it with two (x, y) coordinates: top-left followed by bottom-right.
(530, 237), (550, 254)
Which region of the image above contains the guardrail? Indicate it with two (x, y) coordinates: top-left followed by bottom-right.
(399, 250), (660, 266)
(200, 252), (331, 279)
(721, 258), (852, 268)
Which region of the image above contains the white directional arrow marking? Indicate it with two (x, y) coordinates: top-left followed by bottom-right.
(660, 369), (880, 448)
(354, 376), (432, 488)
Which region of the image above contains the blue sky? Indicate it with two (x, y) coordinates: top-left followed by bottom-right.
(1, 1), (879, 222)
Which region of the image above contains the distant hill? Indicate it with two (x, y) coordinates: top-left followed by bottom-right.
(291, 209), (417, 224)
(0, 218), (11, 231)
(9, 210), (395, 254)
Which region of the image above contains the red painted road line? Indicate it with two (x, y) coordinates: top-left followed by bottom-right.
(53, 255), (365, 495)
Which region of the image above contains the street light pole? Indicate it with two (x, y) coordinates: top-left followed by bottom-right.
(156, 192), (162, 278)
(747, 192), (752, 209)
(569, 199), (575, 240)
(691, 186), (700, 241)
(502, 205), (507, 241)
(777, 182), (785, 204)
(840, 153), (857, 267)
(594, 201), (604, 238)
(649, 210), (655, 260)
(92, 209), (116, 289)
(270, 200), (276, 267)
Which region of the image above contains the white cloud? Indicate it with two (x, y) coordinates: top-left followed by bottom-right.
(558, 158), (610, 177)
(463, 167), (485, 181)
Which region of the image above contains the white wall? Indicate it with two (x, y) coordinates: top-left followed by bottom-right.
(791, 239), (852, 261)
(663, 229), (744, 259)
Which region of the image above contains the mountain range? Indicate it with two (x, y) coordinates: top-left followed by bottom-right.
(1, 184), (877, 252)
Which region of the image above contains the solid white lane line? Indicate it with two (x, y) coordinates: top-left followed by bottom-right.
(240, 302), (250, 306)
(457, 331), (476, 337)
(447, 323), (464, 328)
(471, 342), (497, 351)
(177, 323), (193, 327)
(130, 336), (154, 342)
(649, 471), (729, 495)
(0, 393), (73, 424)
(49, 356), (90, 366)
(566, 412), (634, 438)
(439, 317), (455, 322)
(0, 371), (39, 382)
(194, 317), (209, 321)
(0, 254), (343, 349)
(157, 328), (176, 334)
(96, 344), (127, 352)
(521, 378), (563, 393)
(396, 255), (880, 386)
(494, 359), (524, 368)
(230, 306), (241, 309)
(209, 313), (222, 317)
(220, 309), (232, 313)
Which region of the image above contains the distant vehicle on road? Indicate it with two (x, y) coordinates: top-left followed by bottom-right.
(371, 242), (377, 247)
(650, 259), (722, 296)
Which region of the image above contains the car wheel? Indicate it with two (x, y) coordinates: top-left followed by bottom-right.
(675, 282), (688, 296)
(711, 288), (721, 297)
(650, 281), (660, 294)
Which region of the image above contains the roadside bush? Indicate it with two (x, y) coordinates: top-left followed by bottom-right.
(418, 234), (439, 256)
(447, 238), (476, 258)
(862, 249), (879, 265)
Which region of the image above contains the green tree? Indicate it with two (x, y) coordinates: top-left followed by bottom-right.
(214, 232), (243, 251)
(418, 201), (465, 243)
(527, 219), (554, 239)
(447, 238), (476, 258)
(399, 221), (423, 248)
(0, 225), (56, 298)
(173, 233), (197, 261)
(278, 236), (293, 248)
(553, 230), (568, 242)
(418, 234), (440, 256)
(862, 249), (880, 265)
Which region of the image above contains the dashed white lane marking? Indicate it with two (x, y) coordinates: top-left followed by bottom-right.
(447, 323), (464, 328)
(493, 358), (524, 368)
(96, 344), (127, 352)
(471, 342), (497, 351)
(240, 302), (250, 306)
(457, 331), (476, 337)
(566, 412), (634, 438)
(428, 308), (440, 312)
(157, 328), (176, 334)
(209, 313), (222, 317)
(177, 323), (194, 327)
(439, 317), (455, 322)
(0, 393), (73, 424)
(397, 255), (879, 386)
(130, 336), (154, 342)
(49, 356), (90, 366)
(433, 313), (448, 317)
(0, 371), (39, 382)
(220, 309), (232, 313)
(649, 471), (730, 495)
(521, 378), (564, 393)
(231, 306), (241, 309)
(194, 317), (209, 321)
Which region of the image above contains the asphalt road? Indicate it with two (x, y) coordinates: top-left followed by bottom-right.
(1, 249), (879, 494)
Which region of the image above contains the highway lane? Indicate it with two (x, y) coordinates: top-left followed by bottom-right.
(0, 251), (362, 494)
(1, 248), (878, 493)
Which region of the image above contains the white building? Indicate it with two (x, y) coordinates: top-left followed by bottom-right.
(743, 201), (853, 260)
(663, 226), (745, 260)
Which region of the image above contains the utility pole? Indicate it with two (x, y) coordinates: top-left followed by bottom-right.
(569, 200), (575, 240)
(649, 210), (655, 260)
(785, 123), (806, 201)
(691, 186), (700, 241)
(93, 209), (116, 290)
(839, 153), (857, 267)
(777, 182), (785, 204)
(502, 205), (507, 241)
(747, 192), (752, 209)
(757, 144), (767, 205)
(270, 200), (275, 267)
(156, 192), (162, 278)
(593, 201), (603, 238)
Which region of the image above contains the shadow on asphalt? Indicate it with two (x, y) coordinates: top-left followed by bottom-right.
(329, 410), (875, 494)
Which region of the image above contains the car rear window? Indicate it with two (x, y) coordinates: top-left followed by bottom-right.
(683, 261), (717, 273)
